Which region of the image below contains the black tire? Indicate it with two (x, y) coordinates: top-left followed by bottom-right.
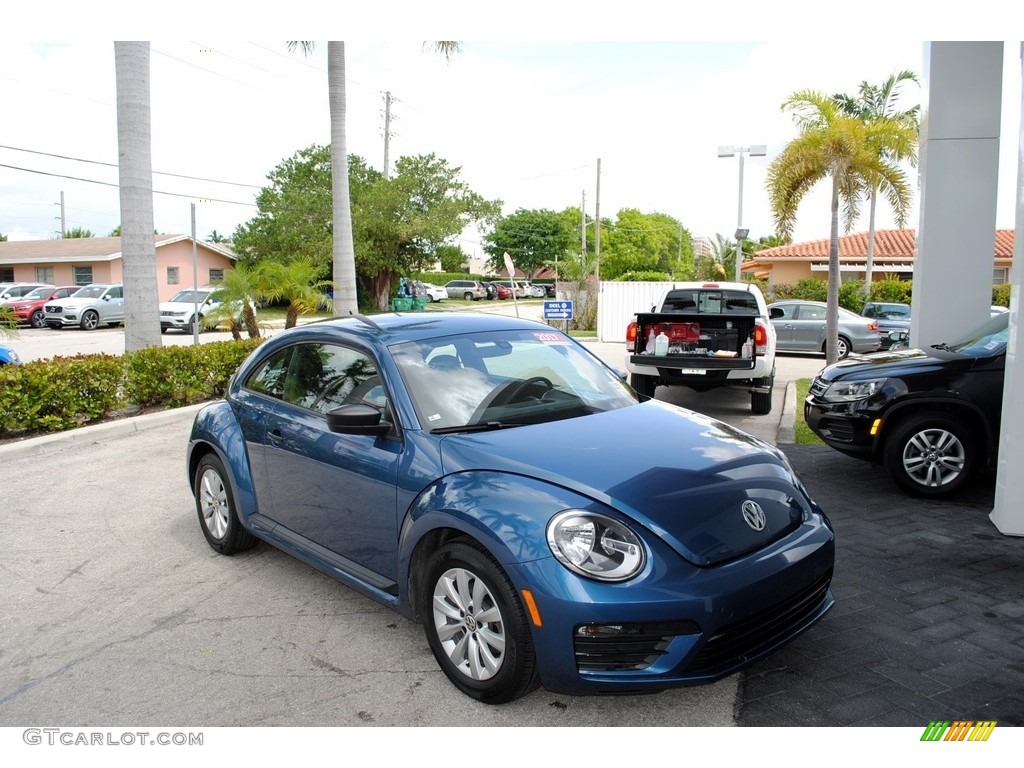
(188, 315), (200, 335)
(882, 412), (977, 497)
(421, 540), (539, 704)
(823, 335), (852, 359)
(160, 327), (167, 334)
(751, 375), (774, 415)
(630, 373), (657, 399)
(30, 310), (46, 329)
(80, 310), (99, 331)
(193, 453), (258, 554)
(463, 292), (474, 301)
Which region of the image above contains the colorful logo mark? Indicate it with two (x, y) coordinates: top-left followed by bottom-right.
(920, 721), (997, 742)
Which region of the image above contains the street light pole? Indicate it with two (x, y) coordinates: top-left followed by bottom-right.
(718, 144), (766, 282)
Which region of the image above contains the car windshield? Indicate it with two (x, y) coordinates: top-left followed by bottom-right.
(23, 287), (53, 300)
(942, 311), (1010, 357)
(168, 290), (211, 303)
(73, 285), (107, 299)
(391, 329), (636, 432)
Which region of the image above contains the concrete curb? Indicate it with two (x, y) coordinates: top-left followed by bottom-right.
(776, 380), (797, 445)
(0, 402), (208, 459)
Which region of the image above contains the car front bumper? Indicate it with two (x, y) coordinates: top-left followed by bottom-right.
(803, 394), (880, 459)
(512, 515), (835, 696)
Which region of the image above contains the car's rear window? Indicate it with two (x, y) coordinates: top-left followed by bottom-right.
(661, 289), (758, 314)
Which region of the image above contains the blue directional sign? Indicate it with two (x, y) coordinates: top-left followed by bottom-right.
(543, 300), (574, 320)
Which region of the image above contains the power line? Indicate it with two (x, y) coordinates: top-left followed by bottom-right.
(0, 144), (262, 189)
(0, 163), (256, 206)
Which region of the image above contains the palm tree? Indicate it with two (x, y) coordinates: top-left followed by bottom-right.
(208, 264), (262, 340)
(114, 42), (161, 352)
(767, 90), (915, 364)
(256, 259), (333, 329)
(834, 71), (920, 294)
(287, 41), (460, 316)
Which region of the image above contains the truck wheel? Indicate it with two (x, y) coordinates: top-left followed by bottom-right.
(751, 375), (774, 415)
(630, 374), (657, 399)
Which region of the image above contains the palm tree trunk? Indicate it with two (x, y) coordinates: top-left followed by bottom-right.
(826, 176), (841, 365)
(328, 42), (358, 316)
(114, 42), (161, 351)
(864, 189), (878, 295)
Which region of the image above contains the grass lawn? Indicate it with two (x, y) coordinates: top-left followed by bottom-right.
(794, 378), (825, 446)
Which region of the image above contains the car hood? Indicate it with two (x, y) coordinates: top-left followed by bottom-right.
(817, 346), (976, 382)
(159, 301), (203, 312)
(436, 400), (814, 567)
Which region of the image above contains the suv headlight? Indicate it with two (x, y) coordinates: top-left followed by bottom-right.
(547, 510), (646, 581)
(822, 378), (887, 402)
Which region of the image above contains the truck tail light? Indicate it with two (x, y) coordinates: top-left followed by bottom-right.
(754, 322), (768, 356)
(626, 320), (638, 352)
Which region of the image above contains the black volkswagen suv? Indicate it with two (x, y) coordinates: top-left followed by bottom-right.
(804, 311), (1009, 498)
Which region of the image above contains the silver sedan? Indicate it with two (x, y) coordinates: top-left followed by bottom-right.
(768, 300), (881, 358)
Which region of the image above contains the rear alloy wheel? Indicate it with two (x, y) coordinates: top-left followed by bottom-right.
(751, 374), (774, 415)
(193, 453), (258, 554)
(463, 292), (475, 301)
(630, 373), (657, 399)
(421, 540), (539, 704)
(883, 413), (977, 497)
(80, 310), (99, 331)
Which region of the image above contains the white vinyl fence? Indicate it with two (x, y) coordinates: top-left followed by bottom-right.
(596, 281), (679, 342)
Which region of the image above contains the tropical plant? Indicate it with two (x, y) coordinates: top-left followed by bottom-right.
(833, 71), (920, 292)
(206, 264), (263, 340)
(766, 89), (915, 364)
(113, 42), (162, 352)
(255, 259), (334, 329)
(63, 226), (94, 238)
(287, 41), (461, 319)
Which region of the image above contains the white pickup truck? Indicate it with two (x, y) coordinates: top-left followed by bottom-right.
(624, 281), (778, 414)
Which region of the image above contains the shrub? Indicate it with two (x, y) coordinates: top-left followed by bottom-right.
(993, 283), (1010, 308)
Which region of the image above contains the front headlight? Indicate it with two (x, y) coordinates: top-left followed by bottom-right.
(546, 510), (646, 581)
(822, 378), (887, 402)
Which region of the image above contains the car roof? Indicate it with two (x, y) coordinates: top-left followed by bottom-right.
(256, 311), (552, 351)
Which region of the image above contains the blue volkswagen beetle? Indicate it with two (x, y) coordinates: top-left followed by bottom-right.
(187, 312), (834, 703)
(0, 343), (22, 366)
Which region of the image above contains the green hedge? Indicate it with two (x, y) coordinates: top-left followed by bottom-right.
(0, 338), (263, 438)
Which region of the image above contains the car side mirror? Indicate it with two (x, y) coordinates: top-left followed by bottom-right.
(326, 403), (391, 436)
(769, 307), (784, 319)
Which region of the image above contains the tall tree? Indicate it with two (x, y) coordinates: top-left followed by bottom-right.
(834, 71), (920, 293)
(288, 41), (461, 318)
(599, 210), (691, 280)
(482, 208), (576, 278)
(63, 226), (94, 238)
(114, 42), (161, 351)
(767, 90), (914, 363)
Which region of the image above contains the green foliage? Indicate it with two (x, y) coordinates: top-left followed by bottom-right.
(63, 226), (95, 238)
(617, 271), (672, 282)
(483, 208), (578, 278)
(838, 280), (868, 312)
(0, 340), (263, 437)
(600, 210), (692, 280)
(436, 244), (468, 272)
(769, 279), (828, 302)
(868, 278), (912, 303)
(993, 283), (1010, 308)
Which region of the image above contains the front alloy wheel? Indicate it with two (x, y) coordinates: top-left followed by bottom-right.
(80, 310), (99, 331)
(422, 540), (539, 703)
(883, 413), (976, 497)
(193, 454), (258, 554)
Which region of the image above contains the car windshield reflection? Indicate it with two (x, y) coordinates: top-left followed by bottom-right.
(391, 329), (636, 432)
(945, 311), (1010, 357)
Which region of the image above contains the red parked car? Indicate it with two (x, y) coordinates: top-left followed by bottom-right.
(7, 285), (81, 329)
(487, 282), (512, 300)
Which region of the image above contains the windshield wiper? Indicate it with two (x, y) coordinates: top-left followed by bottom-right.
(930, 342), (953, 351)
(430, 421), (523, 434)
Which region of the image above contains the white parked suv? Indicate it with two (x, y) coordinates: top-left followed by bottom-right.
(43, 283), (125, 330)
(159, 286), (253, 334)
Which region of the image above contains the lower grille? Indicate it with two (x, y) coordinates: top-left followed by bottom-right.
(574, 621), (699, 672)
(821, 418), (855, 442)
(685, 570), (833, 675)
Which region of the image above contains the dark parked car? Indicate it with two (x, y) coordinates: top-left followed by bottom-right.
(804, 311), (1009, 497)
(769, 300), (881, 358)
(187, 312), (835, 703)
(861, 302), (911, 350)
(487, 282), (511, 300)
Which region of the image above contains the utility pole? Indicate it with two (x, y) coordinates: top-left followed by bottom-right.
(382, 91), (396, 179)
(55, 191), (66, 237)
(581, 189), (586, 261)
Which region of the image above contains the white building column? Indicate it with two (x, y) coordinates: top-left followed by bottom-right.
(912, 42), (1003, 346)
(991, 43), (1024, 537)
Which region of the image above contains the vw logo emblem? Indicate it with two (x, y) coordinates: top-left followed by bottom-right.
(741, 500), (767, 532)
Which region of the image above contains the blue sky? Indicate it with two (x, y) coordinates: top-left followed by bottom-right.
(3, 7), (1020, 260)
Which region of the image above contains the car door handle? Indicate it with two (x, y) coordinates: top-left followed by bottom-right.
(267, 429), (284, 444)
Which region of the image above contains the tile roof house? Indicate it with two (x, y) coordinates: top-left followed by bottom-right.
(741, 229), (1015, 286)
(0, 235), (237, 302)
